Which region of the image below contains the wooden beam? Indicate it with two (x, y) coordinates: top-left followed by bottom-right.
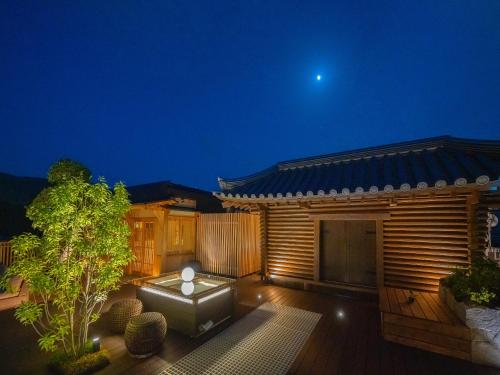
(257, 203), (268, 210)
(259, 206), (268, 279)
(313, 220), (320, 281)
(308, 212), (391, 221)
(130, 201), (175, 210)
(469, 190), (480, 205)
(376, 220), (384, 287)
(222, 201), (235, 209)
(298, 201), (311, 209)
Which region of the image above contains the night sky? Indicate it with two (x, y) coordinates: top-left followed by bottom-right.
(1, 1), (499, 191)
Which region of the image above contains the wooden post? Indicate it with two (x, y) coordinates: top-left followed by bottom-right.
(376, 220), (384, 287)
(313, 220), (320, 281)
(466, 190), (481, 264)
(258, 205), (268, 280)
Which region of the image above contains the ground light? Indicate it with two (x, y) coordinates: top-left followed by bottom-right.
(92, 337), (100, 352)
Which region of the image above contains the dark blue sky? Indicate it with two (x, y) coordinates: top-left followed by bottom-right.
(1, 1), (499, 191)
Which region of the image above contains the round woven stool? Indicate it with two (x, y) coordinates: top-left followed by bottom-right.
(125, 312), (167, 358)
(109, 299), (143, 334)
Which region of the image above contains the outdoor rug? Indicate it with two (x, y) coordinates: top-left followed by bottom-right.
(158, 302), (322, 375)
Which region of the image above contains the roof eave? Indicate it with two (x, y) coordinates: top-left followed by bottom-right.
(214, 180), (497, 204)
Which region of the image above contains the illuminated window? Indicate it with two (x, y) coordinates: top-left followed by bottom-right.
(167, 216), (196, 253)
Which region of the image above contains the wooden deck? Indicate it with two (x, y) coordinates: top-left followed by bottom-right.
(0, 276), (498, 374)
(379, 287), (471, 361)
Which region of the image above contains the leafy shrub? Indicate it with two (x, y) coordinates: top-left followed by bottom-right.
(470, 288), (496, 306)
(443, 255), (500, 307)
(442, 268), (470, 302)
(1, 159), (132, 357)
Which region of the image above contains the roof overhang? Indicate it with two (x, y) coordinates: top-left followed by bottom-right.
(214, 179), (498, 209)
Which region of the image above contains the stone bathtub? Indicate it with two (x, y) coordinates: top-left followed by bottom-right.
(134, 272), (236, 337)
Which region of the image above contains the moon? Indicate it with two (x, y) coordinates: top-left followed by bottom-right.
(316, 74), (322, 81)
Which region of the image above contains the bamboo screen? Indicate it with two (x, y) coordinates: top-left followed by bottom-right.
(196, 213), (261, 277)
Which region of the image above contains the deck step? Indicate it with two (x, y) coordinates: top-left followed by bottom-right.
(379, 287), (471, 361)
(384, 333), (470, 361)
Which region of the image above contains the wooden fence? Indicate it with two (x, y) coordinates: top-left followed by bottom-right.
(196, 213), (261, 277)
(0, 241), (14, 267)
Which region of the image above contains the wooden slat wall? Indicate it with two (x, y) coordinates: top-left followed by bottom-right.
(267, 204), (315, 279)
(264, 193), (474, 292)
(196, 213), (261, 277)
(381, 197), (469, 292)
(0, 241), (14, 267)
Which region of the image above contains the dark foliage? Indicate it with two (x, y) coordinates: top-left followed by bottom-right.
(442, 255), (500, 307)
(48, 159), (91, 185)
(0, 173), (48, 238)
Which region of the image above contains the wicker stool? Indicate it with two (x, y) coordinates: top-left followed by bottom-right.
(125, 312), (167, 358)
(109, 299), (143, 334)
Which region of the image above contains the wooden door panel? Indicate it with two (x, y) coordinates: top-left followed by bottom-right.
(346, 221), (376, 286)
(320, 220), (377, 287)
(320, 221), (347, 282)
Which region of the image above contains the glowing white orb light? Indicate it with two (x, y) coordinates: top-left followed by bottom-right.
(337, 310), (345, 319)
(181, 281), (195, 296)
(316, 74), (322, 81)
(181, 267), (195, 282)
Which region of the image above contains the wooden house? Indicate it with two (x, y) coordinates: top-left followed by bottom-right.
(126, 181), (223, 276)
(215, 136), (500, 294)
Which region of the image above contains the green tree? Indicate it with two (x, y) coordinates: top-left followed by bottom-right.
(1, 160), (132, 357)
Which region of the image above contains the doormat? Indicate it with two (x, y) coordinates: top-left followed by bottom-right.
(158, 302), (321, 375)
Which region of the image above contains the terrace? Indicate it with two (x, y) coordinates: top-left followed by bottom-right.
(0, 274), (497, 375)
(1, 138), (499, 373)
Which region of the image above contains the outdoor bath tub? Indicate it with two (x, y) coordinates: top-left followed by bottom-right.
(134, 272), (236, 337)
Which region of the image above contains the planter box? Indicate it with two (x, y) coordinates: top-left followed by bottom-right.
(439, 280), (500, 368)
(438, 280), (467, 323)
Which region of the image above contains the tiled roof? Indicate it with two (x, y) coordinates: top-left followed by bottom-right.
(216, 136), (500, 199)
(128, 181), (224, 212)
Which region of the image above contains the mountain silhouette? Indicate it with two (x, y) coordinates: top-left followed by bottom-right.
(0, 173), (47, 239)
